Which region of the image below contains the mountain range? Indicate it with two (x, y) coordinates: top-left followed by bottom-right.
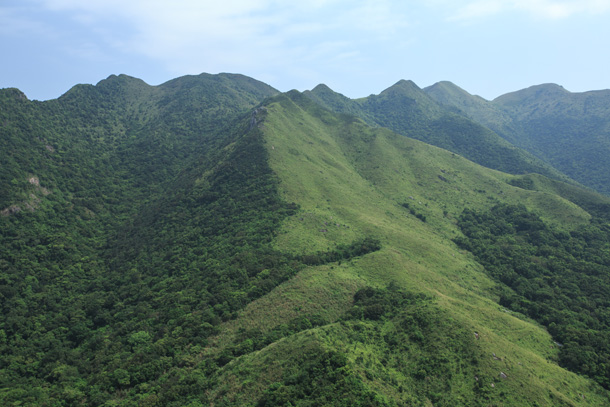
(424, 81), (610, 195)
(2, 73), (610, 406)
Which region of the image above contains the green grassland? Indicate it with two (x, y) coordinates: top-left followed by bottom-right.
(203, 92), (610, 405)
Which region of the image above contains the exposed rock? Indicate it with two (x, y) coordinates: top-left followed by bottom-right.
(249, 107), (267, 130)
(1, 205), (21, 216)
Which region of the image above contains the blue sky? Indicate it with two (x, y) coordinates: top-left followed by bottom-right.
(2, 0), (610, 101)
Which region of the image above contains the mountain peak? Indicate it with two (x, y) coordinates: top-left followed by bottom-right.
(158, 72), (278, 99)
(308, 84), (355, 102)
(385, 79), (420, 92)
(493, 83), (569, 105)
(529, 83), (568, 93)
(0, 87), (29, 102)
(396, 79), (418, 86)
(370, 79), (443, 116)
(426, 80), (467, 94)
(424, 81), (478, 104)
(95, 74), (150, 89)
(375, 80), (429, 103)
(311, 83), (333, 93)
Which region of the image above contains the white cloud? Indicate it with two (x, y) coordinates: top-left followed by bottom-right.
(340, 0), (411, 33)
(514, 0), (610, 19)
(0, 6), (55, 37)
(449, 0), (610, 21)
(24, 0), (414, 84)
(448, 0), (505, 21)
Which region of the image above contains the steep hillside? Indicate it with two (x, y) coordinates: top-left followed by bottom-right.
(0, 73), (281, 406)
(201, 91), (610, 406)
(2, 75), (610, 406)
(0, 72), (278, 211)
(305, 80), (569, 182)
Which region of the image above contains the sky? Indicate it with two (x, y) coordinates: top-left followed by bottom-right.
(1, 0), (610, 101)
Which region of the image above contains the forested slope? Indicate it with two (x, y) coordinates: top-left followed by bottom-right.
(0, 73), (289, 405)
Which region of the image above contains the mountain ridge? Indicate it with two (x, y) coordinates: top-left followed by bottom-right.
(424, 80), (610, 195)
(305, 79), (573, 183)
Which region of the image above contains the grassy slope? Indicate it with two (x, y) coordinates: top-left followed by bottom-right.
(206, 93), (609, 405)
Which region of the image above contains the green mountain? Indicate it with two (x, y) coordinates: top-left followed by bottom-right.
(423, 81), (516, 137)
(424, 82), (610, 196)
(305, 80), (569, 182)
(303, 84), (378, 125)
(2, 74), (610, 406)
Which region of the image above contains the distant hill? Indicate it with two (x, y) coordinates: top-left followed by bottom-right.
(423, 81), (516, 137)
(425, 81), (610, 196)
(306, 80), (570, 182)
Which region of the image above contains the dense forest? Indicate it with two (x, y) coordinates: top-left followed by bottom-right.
(456, 204), (610, 388)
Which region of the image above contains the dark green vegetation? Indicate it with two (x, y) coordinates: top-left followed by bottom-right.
(2, 73), (610, 406)
(456, 204), (610, 388)
(425, 81), (610, 196)
(0, 74), (381, 406)
(255, 287), (483, 407)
